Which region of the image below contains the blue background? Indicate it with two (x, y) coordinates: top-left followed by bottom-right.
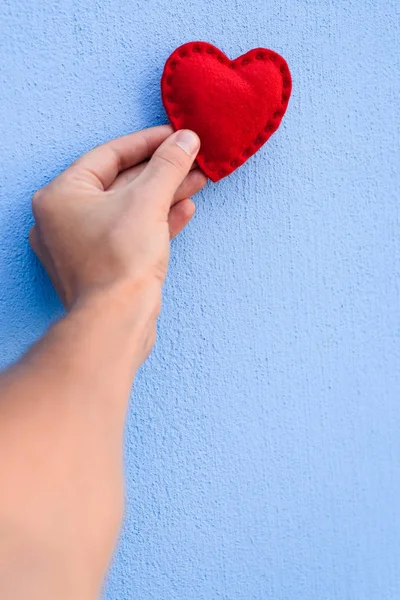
(1, 1), (400, 598)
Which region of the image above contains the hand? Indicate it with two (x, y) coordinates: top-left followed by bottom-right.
(30, 126), (206, 312)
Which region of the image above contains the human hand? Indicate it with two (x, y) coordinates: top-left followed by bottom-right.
(30, 125), (206, 312)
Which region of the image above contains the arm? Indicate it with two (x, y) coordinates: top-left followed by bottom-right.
(0, 127), (205, 599)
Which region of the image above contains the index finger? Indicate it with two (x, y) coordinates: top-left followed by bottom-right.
(71, 125), (173, 190)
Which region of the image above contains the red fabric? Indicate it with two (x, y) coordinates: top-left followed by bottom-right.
(161, 42), (292, 182)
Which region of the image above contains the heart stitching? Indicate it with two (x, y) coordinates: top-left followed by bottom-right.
(161, 41), (292, 182)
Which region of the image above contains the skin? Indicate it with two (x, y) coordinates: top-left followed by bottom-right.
(0, 125), (206, 600)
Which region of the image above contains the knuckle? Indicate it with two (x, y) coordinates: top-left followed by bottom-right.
(31, 188), (44, 211)
(155, 151), (187, 174)
(31, 187), (53, 219)
(57, 168), (78, 188)
(196, 172), (208, 189)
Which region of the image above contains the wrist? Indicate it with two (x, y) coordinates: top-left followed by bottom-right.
(69, 278), (162, 370)
(74, 278), (161, 316)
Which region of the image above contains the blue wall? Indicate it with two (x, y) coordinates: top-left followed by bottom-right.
(1, 1), (400, 598)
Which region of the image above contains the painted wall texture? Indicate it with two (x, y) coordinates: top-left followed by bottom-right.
(1, 0), (399, 598)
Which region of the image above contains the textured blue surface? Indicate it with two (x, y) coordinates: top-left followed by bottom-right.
(1, 1), (400, 598)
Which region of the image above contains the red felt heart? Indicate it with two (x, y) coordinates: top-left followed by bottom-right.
(161, 42), (292, 182)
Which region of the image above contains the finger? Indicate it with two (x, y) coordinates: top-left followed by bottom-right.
(168, 198), (196, 239)
(107, 162), (145, 190)
(111, 164), (207, 208)
(137, 130), (200, 204)
(108, 160), (199, 192)
(72, 125), (173, 190)
(174, 169), (207, 205)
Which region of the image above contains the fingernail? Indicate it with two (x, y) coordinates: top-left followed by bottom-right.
(174, 130), (200, 157)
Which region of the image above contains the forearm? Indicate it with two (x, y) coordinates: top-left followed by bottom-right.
(0, 280), (160, 599)
(1, 280), (159, 420)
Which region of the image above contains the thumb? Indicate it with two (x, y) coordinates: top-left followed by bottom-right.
(138, 129), (200, 202)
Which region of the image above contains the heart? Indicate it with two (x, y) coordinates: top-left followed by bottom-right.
(161, 42), (292, 182)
